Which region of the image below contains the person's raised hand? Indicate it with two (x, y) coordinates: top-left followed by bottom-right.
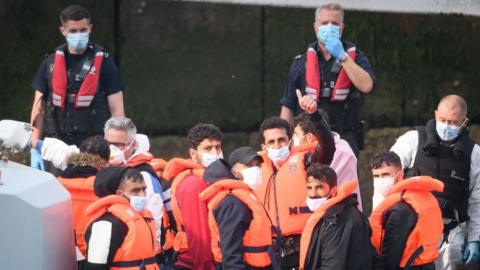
(296, 89), (318, 114)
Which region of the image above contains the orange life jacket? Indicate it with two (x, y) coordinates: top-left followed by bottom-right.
(370, 176), (444, 268)
(256, 151), (311, 237)
(125, 153), (167, 180)
(199, 180), (273, 267)
(58, 175), (98, 256)
(299, 179), (358, 270)
(85, 195), (159, 270)
(163, 158), (204, 252)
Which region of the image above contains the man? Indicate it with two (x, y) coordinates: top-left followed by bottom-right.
(84, 167), (159, 270)
(391, 95), (480, 269)
(104, 116), (170, 262)
(55, 136), (109, 262)
(292, 111), (362, 210)
(163, 123), (223, 269)
(198, 147), (274, 269)
(299, 163), (371, 270)
(279, 3), (375, 156)
(255, 116), (311, 269)
(30, 5), (124, 170)
(369, 151), (444, 270)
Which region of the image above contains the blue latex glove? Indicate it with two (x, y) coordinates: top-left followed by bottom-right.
(324, 35), (346, 59)
(30, 148), (45, 170)
(463, 241), (480, 264)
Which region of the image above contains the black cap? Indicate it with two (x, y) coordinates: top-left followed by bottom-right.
(228, 146), (262, 167)
(94, 166), (129, 197)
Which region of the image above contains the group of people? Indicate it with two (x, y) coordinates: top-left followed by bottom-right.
(27, 3), (479, 270)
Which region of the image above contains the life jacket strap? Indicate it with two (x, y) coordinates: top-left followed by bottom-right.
(111, 256), (157, 267)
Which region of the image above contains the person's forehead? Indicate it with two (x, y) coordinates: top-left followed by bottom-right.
(306, 176), (328, 186)
(124, 179), (145, 188)
(105, 128), (129, 141)
(437, 103), (463, 119)
(316, 9), (341, 22)
(198, 138), (221, 148)
(63, 18), (90, 28)
(263, 128), (289, 141)
(372, 164), (399, 176)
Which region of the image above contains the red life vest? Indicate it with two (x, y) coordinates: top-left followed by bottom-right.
(85, 195), (159, 270)
(299, 179), (358, 270)
(51, 48), (104, 109)
(370, 176), (444, 268)
(162, 158), (204, 252)
(305, 45), (356, 102)
(199, 180), (273, 267)
(58, 175), (98, 256)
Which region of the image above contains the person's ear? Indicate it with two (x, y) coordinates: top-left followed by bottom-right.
(59, 26), (67, 37)
(231, 166), (242, 180)
(305, 133), (315, 143)
(397, 170), (404, 182)
(261, 144), (266, 152)
(339, 23), (345, 37)
(189, 148), (197, 161)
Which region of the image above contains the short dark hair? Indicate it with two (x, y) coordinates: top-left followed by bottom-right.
(60, 5), (90, 25)
(187, 123), (223, 149)
(80, 135), (110, 162)
(306, 163), (337, 188)
(370, 151), (402, 170)
(119, 168), (144, 187)
(259, 116), (293, 142)
(293, 113), (318, 137)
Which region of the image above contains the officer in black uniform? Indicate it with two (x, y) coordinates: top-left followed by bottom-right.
(279, 3), (375, 157)
(30, 5), (124, 172)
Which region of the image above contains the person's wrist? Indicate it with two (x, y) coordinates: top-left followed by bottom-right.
(338, 51), (348, 63)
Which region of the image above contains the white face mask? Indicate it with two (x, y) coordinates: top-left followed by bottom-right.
(109, 145), (125, 165)
(373, 177), (395, 197)
(292, 136), (301, 147)
(267, 145), (290, 164)
(129, 195), (147, 212)
(201, 151), (223, 168)
(306, 196), (328, 212)
(241, 166), (262, 189)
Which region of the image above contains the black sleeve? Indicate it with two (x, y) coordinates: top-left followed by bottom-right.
(213, 195), (253, 270)
(279, 55), (305, 111)
(83, 212), (128, 270)
(99, 55), (125, 96)
(354, 51), (376, 91)
(382, 202), (418, 270)
(31, 57), (49, 96)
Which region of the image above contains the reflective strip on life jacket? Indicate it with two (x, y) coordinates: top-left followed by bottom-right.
(370, 176), (444, 267)
(199, 180), (273, 267)
(299, 179), (358, 270)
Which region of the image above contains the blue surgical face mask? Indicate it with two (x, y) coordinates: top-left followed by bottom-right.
(66, 32), (89, 52)
(129, 195), (147, 212)
(436, 121), (461, 141)
(316, 23), (340, 44)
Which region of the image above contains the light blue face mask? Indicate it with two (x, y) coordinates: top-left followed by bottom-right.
(66, 32), (89, 52)
(316, 23), (340, 44)
(436, 121), (461, 141)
